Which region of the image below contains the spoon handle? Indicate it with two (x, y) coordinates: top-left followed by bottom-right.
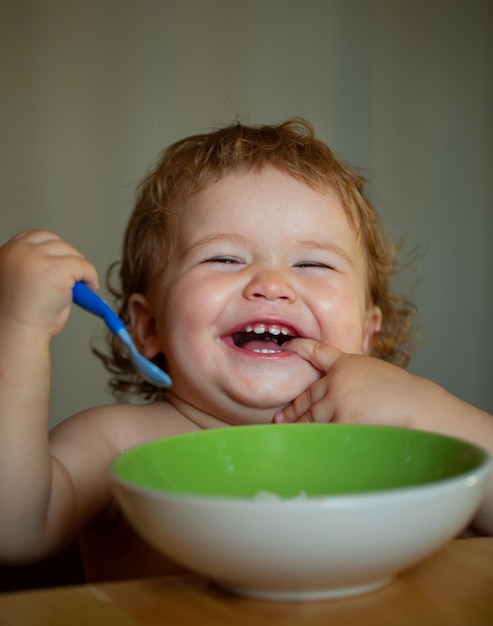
(72, 281), (124, 335)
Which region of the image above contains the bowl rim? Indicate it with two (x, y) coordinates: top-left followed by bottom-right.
(110, 424), (493, 507)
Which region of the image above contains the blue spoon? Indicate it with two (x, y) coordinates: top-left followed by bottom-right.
(72, 281), (172, 388)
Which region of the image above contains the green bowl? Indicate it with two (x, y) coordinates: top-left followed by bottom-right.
(111, 424), (491, 600)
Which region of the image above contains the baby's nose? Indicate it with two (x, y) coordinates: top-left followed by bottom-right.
(243, 268), (296, 302)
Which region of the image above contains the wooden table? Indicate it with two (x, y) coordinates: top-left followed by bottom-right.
(1, 538), (492, 625)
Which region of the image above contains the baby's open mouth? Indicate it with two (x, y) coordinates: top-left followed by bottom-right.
(232, 323), (296, 354)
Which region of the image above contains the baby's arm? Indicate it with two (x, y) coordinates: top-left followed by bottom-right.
(274, 338), (493, 535)
(0, 230), (101, 561)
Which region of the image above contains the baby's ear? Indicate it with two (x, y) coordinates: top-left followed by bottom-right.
(127, 294), (163, 359)
(362, 306), (382, 355)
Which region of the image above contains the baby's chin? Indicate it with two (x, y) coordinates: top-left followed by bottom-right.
(231, 372), (319, 414)
(217, 391), (306, 426)
(167, 386), (292, 428)
(168, 364), (320, 426)
(196, 388), (296, 426)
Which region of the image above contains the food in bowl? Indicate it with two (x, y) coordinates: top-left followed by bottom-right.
(110, 423), (491, 600)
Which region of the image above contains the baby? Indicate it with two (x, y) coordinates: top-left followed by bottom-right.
(0, 119), (491, 583)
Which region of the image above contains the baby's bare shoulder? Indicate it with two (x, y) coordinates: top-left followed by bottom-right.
(50, 400), (198, 462)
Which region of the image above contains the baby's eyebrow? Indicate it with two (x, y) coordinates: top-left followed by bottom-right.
(182, 233), (248, 255)
(181, 234), (354, 267)
(295, 240), (354, 266)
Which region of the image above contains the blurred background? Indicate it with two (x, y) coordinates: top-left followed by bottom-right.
(1, 0), (492, 428)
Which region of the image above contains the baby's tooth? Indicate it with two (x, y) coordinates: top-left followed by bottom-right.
(244, 323), (292, 337)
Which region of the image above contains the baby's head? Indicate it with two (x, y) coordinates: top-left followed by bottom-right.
(101, 119), (415, 399)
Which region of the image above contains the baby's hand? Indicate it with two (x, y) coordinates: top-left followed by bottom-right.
(0, 230), (98, 337)
(274, 338), (416, 428)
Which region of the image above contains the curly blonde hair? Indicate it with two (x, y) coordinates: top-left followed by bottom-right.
(96, 119), (416, 399)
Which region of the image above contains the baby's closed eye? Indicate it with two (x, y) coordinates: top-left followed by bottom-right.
(205, 256), (243, 264)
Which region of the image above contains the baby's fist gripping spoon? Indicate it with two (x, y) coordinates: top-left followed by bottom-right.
(72, 281), (172, 388)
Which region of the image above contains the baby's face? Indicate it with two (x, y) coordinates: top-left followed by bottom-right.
(140, 167), (380, 425)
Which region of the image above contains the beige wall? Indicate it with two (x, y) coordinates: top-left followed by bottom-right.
(369, 0), (493, 411)
(1, 0), (491, 427)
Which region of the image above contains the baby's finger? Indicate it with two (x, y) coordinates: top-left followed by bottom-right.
(282, 338), (343, 372)
(274, 379), (333, 424)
